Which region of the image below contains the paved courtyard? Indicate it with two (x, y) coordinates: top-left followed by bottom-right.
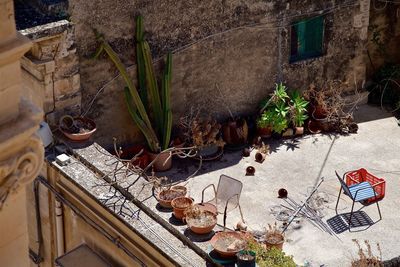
(162, 104), (400, 266)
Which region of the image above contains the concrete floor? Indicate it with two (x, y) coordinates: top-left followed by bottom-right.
(164, 105), (400, 266)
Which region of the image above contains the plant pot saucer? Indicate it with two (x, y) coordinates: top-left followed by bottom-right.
(194, 147), (224, 161)
(224, 143), (247, 152)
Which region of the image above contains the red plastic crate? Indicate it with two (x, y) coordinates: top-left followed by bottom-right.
(345, 168), (386, 204)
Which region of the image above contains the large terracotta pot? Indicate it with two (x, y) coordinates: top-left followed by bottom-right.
(149, 151), (172, 171)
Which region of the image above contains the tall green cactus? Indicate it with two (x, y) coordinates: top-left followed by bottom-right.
(94, 16), (173, 153)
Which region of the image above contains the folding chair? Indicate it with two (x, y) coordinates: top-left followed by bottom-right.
(335, 171), (382, 231)
(200, 175), (245, 227)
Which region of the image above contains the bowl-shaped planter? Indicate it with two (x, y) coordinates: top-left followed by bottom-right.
(210, 231), (247, 258)
(185, 210), (217, 235)
(171, 197), (193, 220)
(59, 116), (96, 141)
(156, 189), (185, 208)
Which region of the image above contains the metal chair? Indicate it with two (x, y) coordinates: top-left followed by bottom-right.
(335, 171), (382, 231)
(200, 175), (245, 227)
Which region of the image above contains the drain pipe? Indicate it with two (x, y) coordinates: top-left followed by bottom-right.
(55, 200), (65, 257)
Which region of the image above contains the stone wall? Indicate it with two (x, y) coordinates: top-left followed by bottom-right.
(367, 1), (400, 76)
(20, 20), (81, 126)
(67, 0), (369, 146)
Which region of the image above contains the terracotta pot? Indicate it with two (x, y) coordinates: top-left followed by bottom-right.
(257, 126), (272, 138)
(156, 189), (185, 208)
(193, 203), (217, 215)
(223, 119), (248, 145)
(59, 117), (96, 141)
(295, 127), (304, 135)
(210, 231), (247, 258)
(171, 197), (193, 220)
(118, 144), (149, 169)
(185, 210), (217, 234)
(282, 128), (294, 137)
(265, 233), (284, 251)
(307, 120), (321, 134)
(149, 151), (172, 171)
(312, 106), (330, 132)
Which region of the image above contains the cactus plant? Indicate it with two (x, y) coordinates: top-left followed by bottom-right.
(94, 16), (173, 153)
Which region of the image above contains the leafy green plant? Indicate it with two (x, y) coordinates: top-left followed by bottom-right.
(94, 16), (172, 153)
(258, 83), (292, 134)
(290, 90), (309, 127)
(248, 240), (296, 267)
(257, 109), (274, 128)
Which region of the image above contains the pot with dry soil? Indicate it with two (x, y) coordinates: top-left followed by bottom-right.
(156, 188), (186, 208)
(265, 231), (284, 251)
(183, 206), (217, 234)
(171, 197), (193, 220)
(59, 116), (97, 141)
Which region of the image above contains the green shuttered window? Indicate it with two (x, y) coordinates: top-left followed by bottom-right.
(290, 16), (324, 63)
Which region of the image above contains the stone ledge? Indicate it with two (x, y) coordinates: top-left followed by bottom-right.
(48, 145), (207, 266)
(19, 20), (70, 41)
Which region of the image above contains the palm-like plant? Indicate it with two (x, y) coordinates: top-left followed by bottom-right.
(290, 90), (309, 127)
(94, 16), (172, 153)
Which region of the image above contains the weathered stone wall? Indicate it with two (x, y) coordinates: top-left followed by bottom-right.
(20, 20), (81, 126)
(367, 1), (400, 76)
(68, 0), (370, 146)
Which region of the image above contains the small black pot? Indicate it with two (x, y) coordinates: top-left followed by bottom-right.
(236, 250), (256, 267)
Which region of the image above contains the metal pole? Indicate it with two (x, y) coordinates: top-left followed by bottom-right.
(281, 177), (324, 233)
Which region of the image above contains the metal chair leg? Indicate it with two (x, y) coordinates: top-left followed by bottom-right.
(348, 199), (356, 232)
(376, 201), (382, 221)
(335, 187), (342, 215)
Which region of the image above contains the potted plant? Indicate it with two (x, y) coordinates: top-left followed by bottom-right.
(95, 16), (173, 171)
(258, 83), (291, 138)
(186, 116), (225, 157)
(59, 115), (97, 141)
(264, 223), (285, 251)
(222, 117), (248, 148)
(171, 196), (193, 220)
(237, 250), (256, 267)
(248, 239), (296, 267)
(256, 110), (274, 138)
(289, 90), (309, 135)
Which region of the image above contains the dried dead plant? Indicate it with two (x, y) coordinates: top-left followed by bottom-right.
(180, 112), (225, 148)
(351, 239), (383, 267)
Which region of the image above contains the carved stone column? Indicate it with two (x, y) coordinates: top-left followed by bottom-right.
(0, 0), (44, 266)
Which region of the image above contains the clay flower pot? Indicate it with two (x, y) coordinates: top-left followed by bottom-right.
(156, 189), (185, 208)
(282, 128), (294, 137)
(59, 116), (96, 141)
(149, 151), (172, 171)
(308, 120), (321, 134)
(171, 197), (193, 220)
(295, 126), (304, 135)
(185, 210), (217, 235)
(257, 126), (272, 138)
(265, 232), (284, 251)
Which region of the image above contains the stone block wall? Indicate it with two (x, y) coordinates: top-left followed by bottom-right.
(367, 1), (400, 76)
(67, 0), (371, 147)
(20, 19), (81, 126)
